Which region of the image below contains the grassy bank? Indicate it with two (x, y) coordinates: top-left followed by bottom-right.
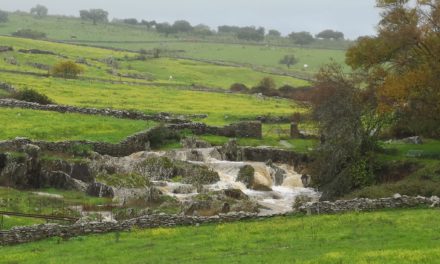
(1, 209), (440, 263)
(0, 108), (155, 143)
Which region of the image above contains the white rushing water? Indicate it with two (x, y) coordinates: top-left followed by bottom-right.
(159, 148), (319, 215)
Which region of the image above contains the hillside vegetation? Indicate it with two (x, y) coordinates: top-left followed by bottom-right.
(0, 13), (347, 76)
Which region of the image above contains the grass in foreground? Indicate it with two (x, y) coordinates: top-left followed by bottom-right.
(0, 108), (155, 143)
(1, 209), (440, 263)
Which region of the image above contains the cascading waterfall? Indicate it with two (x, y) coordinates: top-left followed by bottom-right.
(161, 148), (319, 215)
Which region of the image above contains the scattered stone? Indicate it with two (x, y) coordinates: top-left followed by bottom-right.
(181, 137), (212, 149)
(402, 136), (423, 144)
(18, 49), (56, 55)
(0, 46), (13, 52)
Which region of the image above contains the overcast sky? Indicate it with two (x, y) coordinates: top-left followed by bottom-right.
(2, 0), (381, 39)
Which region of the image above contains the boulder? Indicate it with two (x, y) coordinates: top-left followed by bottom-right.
(222, 189), (248, 200)
(221, 139), (239, 161)
(181, 137), (212, 149)
(71, 163), (94, 183)
(0, 153), (7, 172)
(237, 165), (254, 188)
(402, 136), (423, 144)
(87, 183), (114, 198)
(47, 171), (86, 191)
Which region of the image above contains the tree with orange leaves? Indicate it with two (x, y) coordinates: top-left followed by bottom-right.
(346, 0), (440, 137)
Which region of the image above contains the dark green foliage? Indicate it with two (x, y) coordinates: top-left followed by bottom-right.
(67, 144), (93, 157)
(251, 77), (280, 96)
(310, 64), (381, 200)
(79, 9), (108, 25)
(279, 55), (298, 68)
(237, 165), (255, 188)
(0, 10), (8, 23)
(229, 83), (249, 93)
(172, 20), (193, 33)
(217, 25), (241, 34)
(155, 22), (174, 36)
(316, 29), (344, 40)
(267, 29), (281, 37)
(12, 88), (54, 105)
(289, 31), (315, 45)
(147, 125), (181, 149)
(30, 5), (48, 18)
(12, 29), (46, 39)
(193, 24), (213, 36)
(122, 18), (138, 25)
(346, 161), (440, 199)
(236, 26), (265, 41)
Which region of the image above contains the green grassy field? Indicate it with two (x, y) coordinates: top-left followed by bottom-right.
(0, 187), (112, 229)
(0, 108), (155, 143)
(0, 36), (308, 88)
(0, 72), (306, 125)
(0, 13), (347, 76)
(1, 209), (440, 263)
(104, 41), (347, 74)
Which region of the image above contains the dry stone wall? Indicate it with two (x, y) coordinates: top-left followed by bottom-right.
(2, 195), (439, 246)
(0, 122), (263, 157)
(299, 195), (440, 215)
(0, 99), (189, 123)
(0, 212), (270, 246)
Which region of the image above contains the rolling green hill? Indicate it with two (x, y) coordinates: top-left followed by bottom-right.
(0, 13), (347, 77)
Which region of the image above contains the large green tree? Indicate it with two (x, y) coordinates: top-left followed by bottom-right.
(30, 4), (48, 18)
(79, 9), (108, 25)
(0, 10), (8, 23)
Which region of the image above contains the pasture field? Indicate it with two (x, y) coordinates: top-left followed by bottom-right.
(102, 41), (347, 74)
(1, 209), (440, 263)
(0, 72), (306, 126)
(0, 13), (347, 75)
(0, 108), (155, 143)
(0, 36), (309, 88)
(0, 13), (166, 42)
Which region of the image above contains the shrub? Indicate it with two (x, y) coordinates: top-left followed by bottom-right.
(12, 88), (54, 105)
(229, 83), (249, 93)
(51, 61), (84, 79)
(148, 124), (181, 149)
(251, 77), (280, 96)
(12, 29), (46, 39)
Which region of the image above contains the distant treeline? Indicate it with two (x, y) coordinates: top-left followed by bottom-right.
(0, 7), (347, 44)
(113, 17), (346, 43)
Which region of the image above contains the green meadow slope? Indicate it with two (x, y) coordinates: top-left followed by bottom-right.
(0, 13), (347, 76)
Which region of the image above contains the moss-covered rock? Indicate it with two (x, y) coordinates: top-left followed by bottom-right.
(237, 165), (255, 188)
